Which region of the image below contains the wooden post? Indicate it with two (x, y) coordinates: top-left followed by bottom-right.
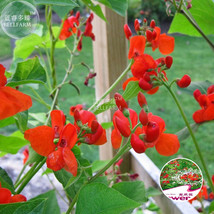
(92, 6), (128, 166)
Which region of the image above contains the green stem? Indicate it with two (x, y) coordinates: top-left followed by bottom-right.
(46, 6), (57, 90)
(88, 62), (132, 112)
(14, 164), (27, 187)
(180, 9), (214, 50)
(16, 158), (46, 194)
(163, 83), (214, 193)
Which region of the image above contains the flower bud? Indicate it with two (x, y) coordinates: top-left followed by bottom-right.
(137, 92), (147, 107)
(124, 24), (132, 40)
(176, 74), (191, 88)
(165, 56), (173, 68)
(143, 18), (147, 24)
(74, 109), (81, 121)
(145, 121), (160, 142)
(146, 30), (153, 42)
(139, 78), (153, 91)
(207, 85), (214, 95)
(91, 120), (99, 133)
(152, 30), (157, 40)
(150, 19), (156, 28)
(139, 109), (148, 126)
(75, 11), (80, 19)
(134, 19), (140, 32)
(114, 93), (128, 112)
(115, 116), (131, 137)
(131, 134), (146, 153)
(193, 89), (202, 101)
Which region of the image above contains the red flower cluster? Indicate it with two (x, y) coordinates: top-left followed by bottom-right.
(180, 172), (201, 181)
(0, 183), (26, 204)
(111, 92), (180, 156)
(24, 108), (106, 176)
(0, 64), (32, 120)
(123, 20), (175, 95)
(59, 12), (95, 51)
(192, 85), (214, 123)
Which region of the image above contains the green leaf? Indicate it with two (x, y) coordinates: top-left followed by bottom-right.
(29, 113), (47, 124)
(0, 199), (45, 214)
(92, 160), (109, 173)
(0, 133), (28, 154)
(14, 111), (28, 133)
(29, 190), (60, 214)
(168, 0), (214, 36)
(178, 80), (212, 95)
(78, 157), (92, 177)
(35, 0), (79, 6)
(65, 170), (83, 189)
(42, 168), (53, 175)
(112, 181), (147, 203)
(0, 152), (7, 158)
(101, 122), (113, 129)
(176, 123), (200, 141)
(146, 187), (161, 198)
(41, 27), (65, 48)
(146, 202), (160, 212)
(96, 0), (128, 16)
(122, 81), (142, 101)
(94, 99), (115, 115)
(76, 183), (140, 214)
(0, 117), (15, 128)
(0, 167), (15, 194)
(209, 200), (214, 213)
(52, 3), (79, 19)
(14, 34), (42, 59)
(7, 57), (46, 87)
(71, 145), (81, 157)
(82, 0), (107, 21)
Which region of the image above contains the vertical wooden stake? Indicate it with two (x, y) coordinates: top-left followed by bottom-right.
(93, 6), (129, 169)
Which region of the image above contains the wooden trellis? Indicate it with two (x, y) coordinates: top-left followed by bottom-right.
(93, 5), (199, 214)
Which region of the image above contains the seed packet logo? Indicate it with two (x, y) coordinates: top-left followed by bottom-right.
(0, 1), (39, 39)
(159, 158), (203, 202)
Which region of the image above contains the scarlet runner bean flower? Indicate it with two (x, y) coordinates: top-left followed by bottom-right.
(192, 85), (214, 123)
(70, 106), (107, 145)
(0, 64), (32, 120)
(24, 110), (78, 176)
(0, 182), (26, 204)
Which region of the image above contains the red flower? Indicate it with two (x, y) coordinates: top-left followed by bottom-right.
(192, 85), (214, 123)
(23, 147), (29, 164)
(124, 24), (132, 40)
(128, 36), (146, 59)
(84, 13), (95, 41)
(24, 110), (78, 176)
(151, 27), (174, 55)
(0, 64), (32, 120)
(176, 75), (191, 88)
(111, 109), (138, 149)
(70, 104), (83, 116)
(59, 13), (80, 40)
(72, 109), (107, 146)
(0, 182), (26, 204)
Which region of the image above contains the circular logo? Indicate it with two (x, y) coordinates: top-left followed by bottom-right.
(0, 1), (39, 39)
(159, 158), (203, 202)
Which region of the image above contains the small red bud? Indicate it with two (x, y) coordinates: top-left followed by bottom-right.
(193, 89), (202, 101)
(115, 158), (123, 166)
(187, 2), (192, 9)
(207, 85), (214, 95)
(131, 134), (146, 153)
(88, 13), (94, 22)
(91, 120), (99, 133)
(74, 109), (81, 121)
(75, 11), (80, 19)
(139, 78), (153, 91)
(139, 109), (148, 126)
(146, 30), (153, 42)
(143, 73), (151, 82)
(134, 19), (140, 32)
(137, 92), (147, 107)
(165, 56), (173, 68)
(143, 18), (147, 24)
(145, 121), (160, 142)
(150, 19), (156, 28)
(115, 116), (131, 137)
(124, 24), (132, 40)
(114, 93), (128, 112)
(152, 30), (157, 40)
(176, 74), (191, 88)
